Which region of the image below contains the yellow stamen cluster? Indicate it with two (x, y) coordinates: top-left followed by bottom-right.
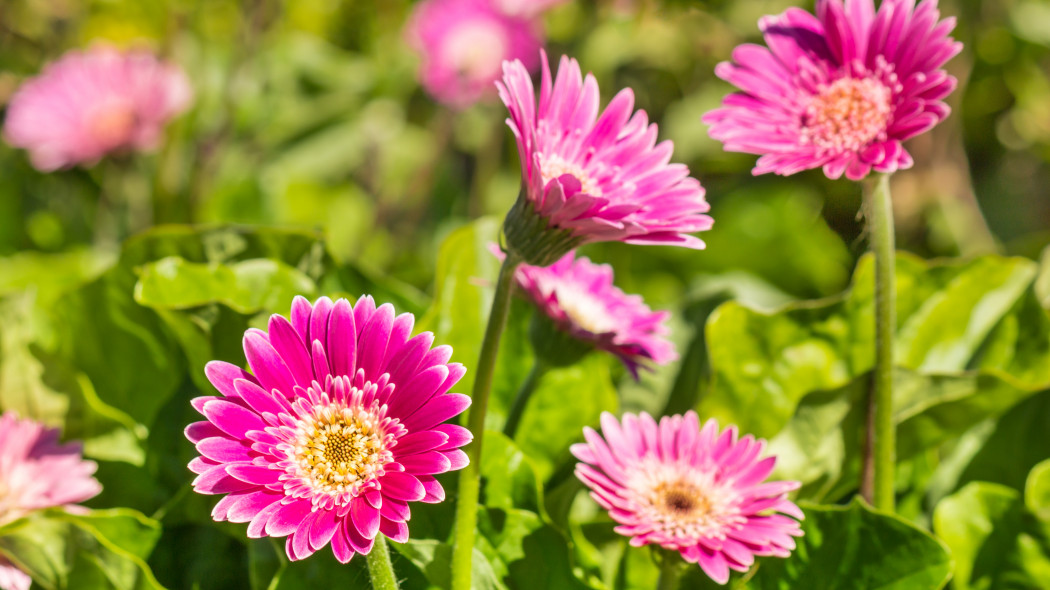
(291, 402), (392, 501)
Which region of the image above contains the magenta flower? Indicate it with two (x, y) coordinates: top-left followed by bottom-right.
(0, 411), (102, 524)
(572, 411), (803, 584)
(186, 296), (472, 562)
(702, 0), (961, 181)
(498, 51), (713, 263)
(512, 250), (676, 376)
(3, 46), (192, 171)
(405, 0), (542, 109)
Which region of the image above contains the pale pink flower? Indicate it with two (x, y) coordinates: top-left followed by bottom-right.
(0, 411), (102, 524)
(405, 0), (542, 108)
(572, 411), (803, 584)
(512, 250), (676, 376)
(498, 51), (712, 264)
(0, 558), (30, 590)
(3, 46), (192, 171)
(703, 0), (961, 180)
(186, 296), (472, 562)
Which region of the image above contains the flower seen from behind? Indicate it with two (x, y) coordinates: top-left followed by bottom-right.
(572, 411), (803, 584)
(3, 46), (192, 171)
(498, 51), (712, 265)
(703, 0), (962, 180)
(186, 295), (472, 562)
(406, 0), (542, 109)
(511, 250), (676, 377)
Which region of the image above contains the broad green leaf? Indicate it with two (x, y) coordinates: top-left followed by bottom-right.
(0, 249), (113, 307)
(956, 391), (1050, 493)
(0, 508), (162, 590)
(1026, 459), (1050, 519)
(932, 482), (1050, 590)
(134, 256), (316, 314)
(480, 430), (544, 514)
(393, 538), (505, 590)
(749, 499), (951, 590)
(702, 253), (1042, 439)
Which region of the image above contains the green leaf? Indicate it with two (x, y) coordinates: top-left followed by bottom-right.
(480, 430), (544, 514)
(1025, 459), (1050, 520)
(0, 508), (162, 590)
(749, 499), (951, 590)
(393, 539), (505, 590)
(134, 256), (317, 314)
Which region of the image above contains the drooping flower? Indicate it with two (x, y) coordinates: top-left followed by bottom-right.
(405, 0), (542, 109)
(0, 412), (102, 590)
(702, 0), (962, 181)
(498, 51), (713, 265)
(2, 45), (192, 171)
(0, 411), (102, 524)
(0, 558), (30, 590)
(572, 411), (803, 585)
(510, 250), (676, 376)
(186, 295), (472, 562)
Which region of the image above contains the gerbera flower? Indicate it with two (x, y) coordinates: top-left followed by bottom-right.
(0, 411), (102, 524)
(703, 0), (961, 181)
(186, 295), (471, 562)
(498, 51), (712, 265)
(0, 412), (102, 590)
(3, 46), (192, 171)
(511, 250), (676, 377)
(405, 0), (542, 109)
(572, 411), (803, 585)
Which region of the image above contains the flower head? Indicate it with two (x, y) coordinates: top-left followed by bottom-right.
(572, 411), (803, 584)
(406, 0), (542, 109)
(498, 51), (712, 265)
(0, 411), (102, 525)
(512, 250), (676, 376)
(3, 46), (192, 171)
(703, 0), (962, 180)
(0, 558), (30, 590)
(186, 295), (472, 562)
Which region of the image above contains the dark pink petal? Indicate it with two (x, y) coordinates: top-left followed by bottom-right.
(309, 509), (341, 551)
(228, 491), (283, 523)
(185, 421), (222, 444)
(399, 451), (452, 475)
(418, 475), (446, 503)
(330, 521), (356, 564)
(205, 361), (255, 397)
(433, 424), (473, 449)
(268, 315), (313, 388)
(380, 472), (426, 502)
(401, 393), (471, 431)
(327, 298), (357, 378)
(196, 437), (252, 463)
(393, 430), (449, 456)
(243, 330), (297, 396)
(265, 500), (312, 537)
(202, 399), (264, 439)
(350, 497), (381, 539)
(226, 464), (281, 486)
(379, 519), (410, 543)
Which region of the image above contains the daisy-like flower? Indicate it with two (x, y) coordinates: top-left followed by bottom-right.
(405, 0), (542, 109)
(0, 412), (102, 590)
(186, 295), (472, 562)
(572, 411), (803, 585)
(0, 411), (102, 524)
(498, 51), (713, 265)
(702, 0), (962, 181)
(3, 46), (192, 172)
(511, 250), (676, 377)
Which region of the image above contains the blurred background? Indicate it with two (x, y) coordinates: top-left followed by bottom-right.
(1, 0), (1049, 587)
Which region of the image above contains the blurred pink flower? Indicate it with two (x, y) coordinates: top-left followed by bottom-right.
(494, 0), (569, 18)
(186, 295), (472, 562)
(406, 0), (542, 108)
(0, 411), (102, 524)
(703, 0), (961, 181)
(0, 558), (30, 590)
(572, 411), (803, 585)
(3, 46), (192, 171)
(499, 51), (712, 264)
(513, 250), (676, 376)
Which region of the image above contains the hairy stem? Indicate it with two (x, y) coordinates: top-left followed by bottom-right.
(365, 535), (399, 590)
(864, 173), (897, 512)
(451, 253), (522, 589)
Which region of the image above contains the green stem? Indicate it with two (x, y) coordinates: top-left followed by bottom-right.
(451, 253), (522, 590)
(656, 552), (683, 590)
(502, 361), (548, 439)
(365, 535), (399, 590)
(864, 173), (896, 512)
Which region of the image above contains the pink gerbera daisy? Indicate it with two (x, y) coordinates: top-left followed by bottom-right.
(0, 412), (102, 590)
(405, 0), (542, 109)
(3, 46), (192, 171)
(572, 411), (803, 585)
(702, 0), (961, 181)
(512, 250), (676, 377)
(186, 295), (472, 562)
(498, 51), (713, 265)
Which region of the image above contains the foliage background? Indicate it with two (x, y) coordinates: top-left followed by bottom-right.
(1, 0), (1049, 588)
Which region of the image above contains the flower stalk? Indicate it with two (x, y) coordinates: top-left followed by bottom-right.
(502, 361), (549, 439)
(864, 173), (896, 512)
(365, 535), (400, 590)
(451, 251), (522, 589)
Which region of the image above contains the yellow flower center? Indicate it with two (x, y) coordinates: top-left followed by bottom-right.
(291, 402), (393, 501)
